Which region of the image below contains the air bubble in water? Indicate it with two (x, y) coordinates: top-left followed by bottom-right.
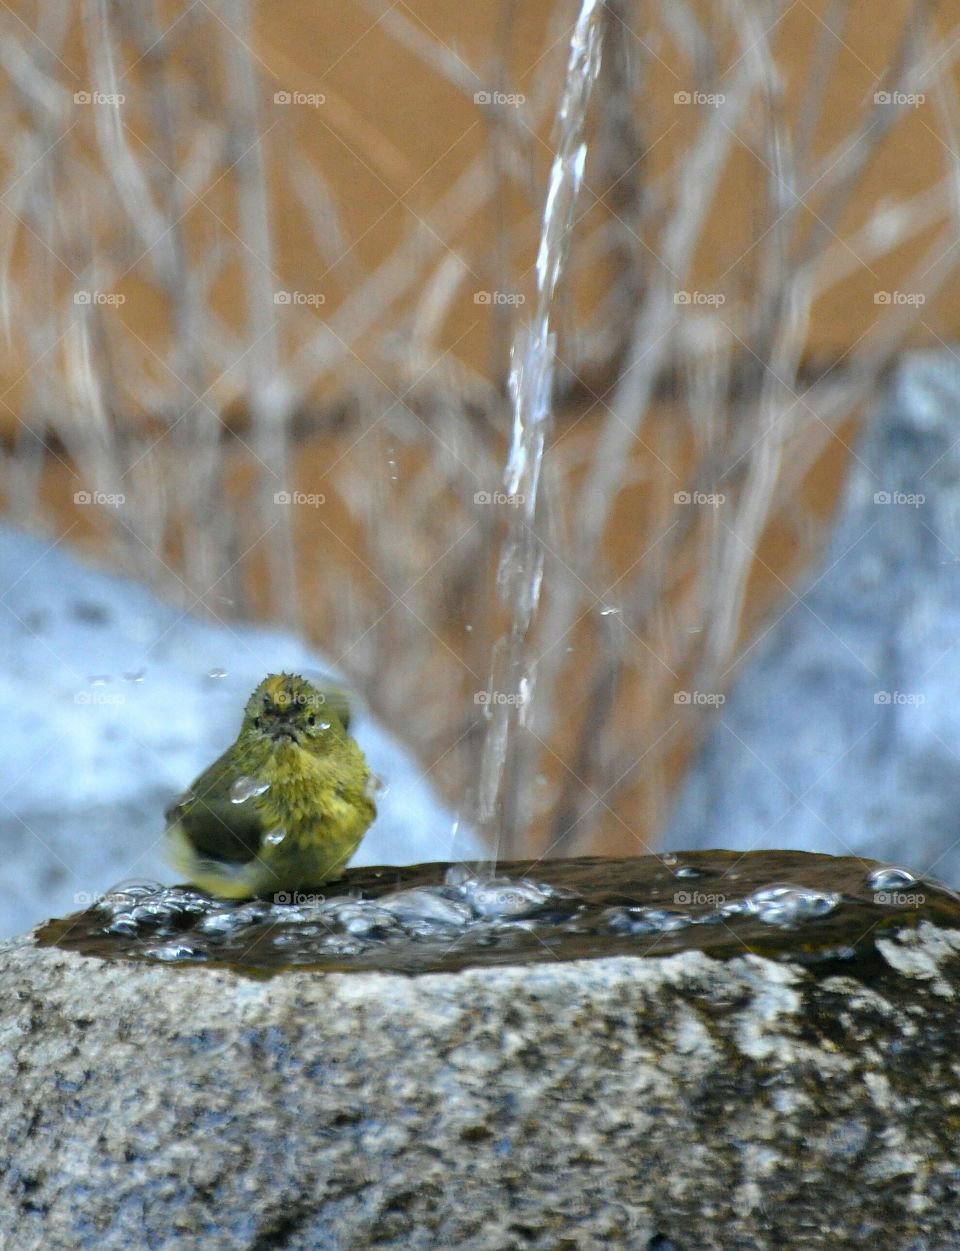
(867, 866), (917, 891)
(459, 875), (556, 919)
(745, 884), (840, 929)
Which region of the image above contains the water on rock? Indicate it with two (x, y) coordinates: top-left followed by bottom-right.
(35, 850), (960, 976)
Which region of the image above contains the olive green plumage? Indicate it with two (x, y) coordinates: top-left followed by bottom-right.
(165, 673), (376, 898)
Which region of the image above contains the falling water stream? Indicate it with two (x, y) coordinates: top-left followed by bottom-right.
(477, 0), (606, 862)
(32, 5), (958, 981)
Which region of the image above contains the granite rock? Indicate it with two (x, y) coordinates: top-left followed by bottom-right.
(3, 922), (960, 1249)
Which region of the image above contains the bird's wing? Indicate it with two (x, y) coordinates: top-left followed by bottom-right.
(165, 747), (264, 864)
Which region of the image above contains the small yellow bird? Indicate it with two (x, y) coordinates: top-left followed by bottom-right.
(165, 673), (377, 899)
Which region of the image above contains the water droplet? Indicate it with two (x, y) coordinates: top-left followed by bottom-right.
(465, 624), (473, 633)
(599, 605), (618, 616)
(744, 884), (840, 929)
(660, 853), (679, 868)
(230, 776), (270, 804)
(122, 669), (145, 683)
(365, 774), (387, 801)
(380, 888), (473, 927)
(208, 668), (228, 679)
(605, 906), (692, 935)
(142, 943), (208, 962)
(444, 863), (472, 887)
(263, 828), (286, 847)
(88, 675), (110, 686)
(675, 866), (702, 879)
(867, 866), (917, 891)
(458, 874), (559, 919)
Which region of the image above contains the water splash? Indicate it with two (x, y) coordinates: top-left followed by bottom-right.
(38, 851), (960, 977)
(479, 0), (606, 862)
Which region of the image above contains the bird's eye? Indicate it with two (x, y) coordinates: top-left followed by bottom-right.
(307, 714), (316, 727)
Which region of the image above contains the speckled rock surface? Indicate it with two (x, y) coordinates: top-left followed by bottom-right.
(4, 926), (960, 1250)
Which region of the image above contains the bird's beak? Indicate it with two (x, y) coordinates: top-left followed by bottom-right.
(269, 723), (299, 743)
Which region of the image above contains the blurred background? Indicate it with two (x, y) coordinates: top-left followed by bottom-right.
(3, 0), (960, 931)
